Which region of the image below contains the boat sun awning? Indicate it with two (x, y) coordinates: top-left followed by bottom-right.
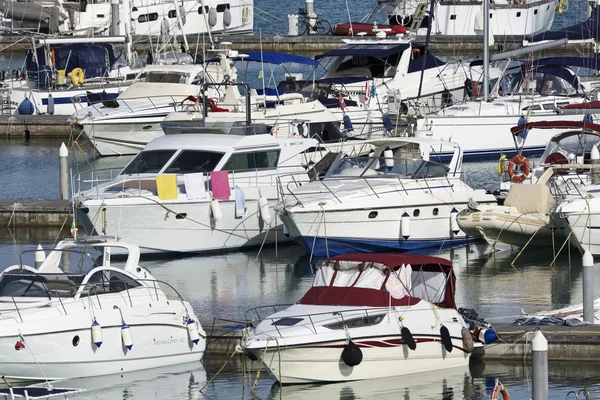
(233, 51), (319, 67)
(510, 120), (600, 136)
(315, 43), (410, 60)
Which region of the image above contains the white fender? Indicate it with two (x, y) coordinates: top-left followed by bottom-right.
(187, 318), (200, 345)
(401, 212), (410, 239)
(258, 191), (271, 225)
(210, 199), (222, 222)
(121, 323), (133, 350)
(450, 208), (460, 235)
(91, 319), (103, 348)
(383, 146), (394, 170)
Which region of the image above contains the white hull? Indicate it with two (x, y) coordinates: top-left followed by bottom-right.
(78, 189), (287, 254)
(255, 336), (469, 384)
(555, 193), (600, 255)
(80, 121), (163, 156)
(415, 104), (594, 159)
(382, 0), (557, 36)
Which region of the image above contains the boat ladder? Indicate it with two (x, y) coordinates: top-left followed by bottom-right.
(410, 3), (429, 31)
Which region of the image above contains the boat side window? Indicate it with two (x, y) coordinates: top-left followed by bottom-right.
(224, 150), (280, 171)
(84, 270), (142, 294)
(0, 272), (83, 298)
(146, 72), (186, 84)
(138, 13), (158, 23)
(122, 150), (177, 174)
(163, 150), (224, 174)
(410, 161), (449, 179)
(325, 314), (385, 330)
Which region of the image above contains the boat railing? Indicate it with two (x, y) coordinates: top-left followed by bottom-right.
(73, 167), (125, 195)
(245, 305), (409, 338)
(277, 164), (460, 207)
(84, 94), (196, 117)
(5, 274), (187, 323)
(74, 165), (311, 198)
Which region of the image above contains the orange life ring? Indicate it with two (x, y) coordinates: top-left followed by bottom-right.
(507, 155), (530, 182)
(491, 383), (510, 400)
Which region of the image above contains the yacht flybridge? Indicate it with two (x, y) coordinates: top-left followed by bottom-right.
(0, 237), (205, 381)
(74, 120), (318, 254)
(242, 253), (495, 384)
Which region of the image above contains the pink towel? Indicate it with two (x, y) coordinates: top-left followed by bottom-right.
(210, 170), (231, 200)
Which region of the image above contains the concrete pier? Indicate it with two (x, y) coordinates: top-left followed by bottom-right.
(0, 199), (73, 228)
(0, 115), (73, 137)
(0, 33), (593, 56)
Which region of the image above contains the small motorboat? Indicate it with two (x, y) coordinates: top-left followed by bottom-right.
(331, 22), (408, 36)
(241, 253), (496, 384)
(0, 236), (205, 382)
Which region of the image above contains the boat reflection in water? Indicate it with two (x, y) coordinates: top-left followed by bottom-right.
(49, 362), (207, 400)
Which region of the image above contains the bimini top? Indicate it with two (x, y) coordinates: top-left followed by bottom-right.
(298, 253), (456, 309)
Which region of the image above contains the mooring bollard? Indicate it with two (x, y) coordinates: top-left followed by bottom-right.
(59, 142), (69, 200)
(531, 329), (548, 400)
(583, 249), (595, 323)
(34, 244), (45, 268)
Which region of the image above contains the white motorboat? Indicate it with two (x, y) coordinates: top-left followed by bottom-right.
(72, 59), (228, 156)
(242, 253), (494, 384)
(458, 122), (600, 247)
(9, 39), (137, 116)
(2, 0), (253, 36)
(378, 0), (557, 36)
(313, 38), (491, 129)
(74, 120), (318, 254)
(0, 237), (205, 381)
(413, 59), (596, 160)
(278, 137), (497, 257)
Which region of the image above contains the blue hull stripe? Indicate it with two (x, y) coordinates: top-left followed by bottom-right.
(297, 236), (478, 257)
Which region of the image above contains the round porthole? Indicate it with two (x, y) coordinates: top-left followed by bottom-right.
(433, 208), (439, 216)
(72, 335), (80, 346)
(368, 211), (378, 219)
(413, 209), (420, 217)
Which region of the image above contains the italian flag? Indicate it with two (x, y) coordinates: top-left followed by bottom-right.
(15, 333), (25, 350)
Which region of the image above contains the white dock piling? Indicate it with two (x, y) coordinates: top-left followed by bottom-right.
(59, 143), (69, 200)
(531, 329), (548, 400)
(583, 249), (595, 323)
(110, 0), (120, 36)
(305, 0), (316, 33)
(34, 244), (45, 268)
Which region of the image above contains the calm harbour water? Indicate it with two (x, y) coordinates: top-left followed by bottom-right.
(0, 0), (596, 397)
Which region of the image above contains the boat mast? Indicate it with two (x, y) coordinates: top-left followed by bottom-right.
(483, 0), (489, 101)
(417, 0), (435, 99)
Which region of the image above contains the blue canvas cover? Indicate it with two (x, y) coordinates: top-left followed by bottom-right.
(529, 5), (600, 42)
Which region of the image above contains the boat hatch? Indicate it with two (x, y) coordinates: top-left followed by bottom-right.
(272, 317), (303, 326)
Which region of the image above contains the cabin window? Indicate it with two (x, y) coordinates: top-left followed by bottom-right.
(168, 10), (177, 18)
(198, 6), (209, 14)
(516, 12), (521, 17)
(138, 13), (158, 23)
(163, 150), (224, 174)
(433, 208), (439, 216)
(413, 209), (420, 217)
(216, 4), (230, 12)
(450, 14), (456, 20)
(489, 13), (492, 18)
(368, 211), (378, 219)
(122, 150), (177, 174)
(0, 272), (84, 298)
(325, 314), (385, 330)
(224, 150), (280, 171)
(534, 9), (538, 14)
(85, 270), (142, 294)
(146, 71), (186, 83)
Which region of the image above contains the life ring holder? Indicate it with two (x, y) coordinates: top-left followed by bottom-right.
(71, 68), (85, 86)
(491, 380), (510, 399)
(507, 155), (530, 183)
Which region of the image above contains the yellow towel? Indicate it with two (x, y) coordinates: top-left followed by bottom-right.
(156, 175), (178, 200)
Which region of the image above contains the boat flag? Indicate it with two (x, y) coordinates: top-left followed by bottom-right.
(15, 332), (25, 350)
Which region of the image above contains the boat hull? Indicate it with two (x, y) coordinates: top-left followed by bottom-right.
(249, 336), (470, 384)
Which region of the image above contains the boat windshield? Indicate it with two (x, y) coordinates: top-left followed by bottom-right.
(326, 156), (448, 179)
(0, 271), (85, 298)
(539, 132), (600, 164)
(122, 150), (177, 174)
